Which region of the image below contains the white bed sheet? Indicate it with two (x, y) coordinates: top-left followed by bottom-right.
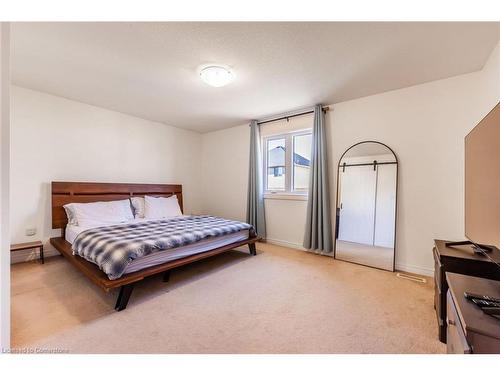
(65, 219), (250, 275)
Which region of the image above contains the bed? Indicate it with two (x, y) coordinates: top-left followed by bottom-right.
(49, 181), (259, 311)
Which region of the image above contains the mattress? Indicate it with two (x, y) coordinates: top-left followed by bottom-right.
(65, 221), (249, 275)
(122, 230), (249, 274)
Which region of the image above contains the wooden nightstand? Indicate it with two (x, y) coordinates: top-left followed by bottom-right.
(10, 241), (44, 264)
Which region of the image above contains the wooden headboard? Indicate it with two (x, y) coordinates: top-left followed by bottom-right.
(52, 181), (183, 229)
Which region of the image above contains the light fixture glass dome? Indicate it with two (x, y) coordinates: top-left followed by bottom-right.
(199, 65), (234, 87)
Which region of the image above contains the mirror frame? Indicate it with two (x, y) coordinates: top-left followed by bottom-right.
(333, 140), (399, 272)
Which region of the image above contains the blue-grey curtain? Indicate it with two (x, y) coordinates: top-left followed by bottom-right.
(303, 105), (333, 252)
(246, 120), (266, 238)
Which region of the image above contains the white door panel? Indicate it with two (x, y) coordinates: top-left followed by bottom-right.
(374, 164), (397, 248)
(338, 166), (377, 245)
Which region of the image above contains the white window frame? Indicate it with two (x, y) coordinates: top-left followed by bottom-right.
(262, 129), (312, 200)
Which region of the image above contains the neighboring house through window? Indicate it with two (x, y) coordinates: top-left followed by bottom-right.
(263, 130), (312, 194)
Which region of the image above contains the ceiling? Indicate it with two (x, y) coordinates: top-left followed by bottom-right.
(11, 22), (500, 133)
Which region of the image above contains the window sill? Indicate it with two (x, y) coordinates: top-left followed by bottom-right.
(264, 193), (308, 201)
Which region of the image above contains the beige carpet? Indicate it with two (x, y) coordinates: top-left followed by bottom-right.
(11, 242), (445, 353)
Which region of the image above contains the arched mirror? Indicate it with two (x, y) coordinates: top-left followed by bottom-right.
(334, 141), (398, 271)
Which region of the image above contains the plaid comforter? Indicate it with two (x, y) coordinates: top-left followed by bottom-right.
(72, 215), (254, 280)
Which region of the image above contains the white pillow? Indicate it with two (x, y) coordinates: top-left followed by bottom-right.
(144, 195), (182, 219)
(130, 196), (145, 219)
(65, 199), (134, 227)
(63, 204), (79, 225)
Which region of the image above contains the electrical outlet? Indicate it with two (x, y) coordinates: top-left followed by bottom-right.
(25, 228), (36, 236)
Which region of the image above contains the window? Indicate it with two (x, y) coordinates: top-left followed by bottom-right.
(293, 133), (312, 191)
(266, 138), (286, 190)
(263, 130), (312, 194)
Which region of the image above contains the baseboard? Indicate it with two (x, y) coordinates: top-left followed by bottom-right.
(11, 237), (434, 277)
(395, 263), (434, 277)
(264, 238), (334, 257)
(265, 238), (307, 251)
(266, 238), (434, 276)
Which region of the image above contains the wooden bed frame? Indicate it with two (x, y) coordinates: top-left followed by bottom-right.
(49, 181), (259, 311)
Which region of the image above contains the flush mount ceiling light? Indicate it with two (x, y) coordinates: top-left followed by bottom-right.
(199, 65), (234, 87)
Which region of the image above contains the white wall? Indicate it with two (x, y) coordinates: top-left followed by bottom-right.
(201, 41), (500, 275)
(0, 22), (10, 350)
(201, 124), (249, 222)
(478, 40), (500, 112)
(10, 86), (203, 261)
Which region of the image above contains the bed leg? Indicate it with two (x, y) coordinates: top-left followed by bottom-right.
(115, 284), (134, 311)
(249, 242), (257, 256)
(162, 270), (171, 282)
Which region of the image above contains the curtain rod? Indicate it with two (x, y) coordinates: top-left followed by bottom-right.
(255, 106), (330, 126)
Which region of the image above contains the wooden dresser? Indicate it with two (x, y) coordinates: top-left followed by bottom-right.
(446, 273), (500, 353)
(433, 239), (500, 343)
